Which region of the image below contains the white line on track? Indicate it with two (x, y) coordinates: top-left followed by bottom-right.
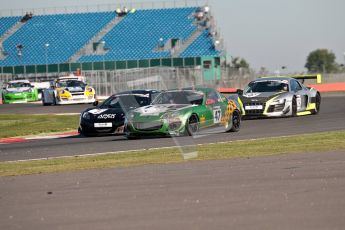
(4, 134), (303, 163)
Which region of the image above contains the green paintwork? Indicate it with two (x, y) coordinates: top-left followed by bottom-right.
(2, 89), (39, 104)
(125, 88), (239, 137)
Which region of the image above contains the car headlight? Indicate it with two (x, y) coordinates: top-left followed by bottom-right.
(82, 112), (91, 120)
(162, 112), (181, 123)
(164, 112), (182, 131)
(272, 98), (285, 105)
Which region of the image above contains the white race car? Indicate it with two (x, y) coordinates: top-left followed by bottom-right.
(235, 75), (322, 117)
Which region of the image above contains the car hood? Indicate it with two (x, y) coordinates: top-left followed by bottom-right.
(85, 108), (124, 122)
(62, 86), (85, 92)
(134, 104), (195, 117)
(5, 87), (31, 93)
(241, 92), (287, 103)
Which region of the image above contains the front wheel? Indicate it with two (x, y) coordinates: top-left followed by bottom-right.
(186, 115), (199, 136)
(291, 96), (297, 117)
(226, 110), (241, 132)
(312, 93), (321, 115)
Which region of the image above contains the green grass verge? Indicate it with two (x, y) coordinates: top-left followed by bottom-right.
(0, 114), (79, 138)
(1, 131), (345, 177)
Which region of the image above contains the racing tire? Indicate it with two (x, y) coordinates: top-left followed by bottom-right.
(291, 96), (297, 117)
(79, 131), (92, 137)
(226, 110), (241, 133)
(186, 114), (199, 136)
(42, 98), (51, 106)
(52, 94), (57, 106)
(312, 93), (321, 115)
(78, 127), (96, 137)
(41, 94), (49, 106)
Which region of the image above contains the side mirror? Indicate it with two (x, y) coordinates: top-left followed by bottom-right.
(236, 89), (243, 95)
(206, 98), (216, 105)
(93, 101), (99, 106)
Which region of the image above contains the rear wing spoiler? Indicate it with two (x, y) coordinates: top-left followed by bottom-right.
(259, 74), (322, 84)
(218, 88), (245, 96)
(291, 74), (322, 84)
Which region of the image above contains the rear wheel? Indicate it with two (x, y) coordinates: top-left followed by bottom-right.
(291, 96), (297, 117)
(42, 94), (49, 106)
(186, 114), (199, 136)
(52, 94), (57, 105)
(226, 110), (241, 132)
(312, 93), (321, 115)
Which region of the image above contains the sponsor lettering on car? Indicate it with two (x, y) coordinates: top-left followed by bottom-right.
(97, 114), (116, 119)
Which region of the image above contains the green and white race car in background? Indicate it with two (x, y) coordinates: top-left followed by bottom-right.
(125, 88), (241, 138)
(1, 80), (39, 104)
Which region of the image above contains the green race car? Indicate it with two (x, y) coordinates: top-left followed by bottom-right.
(2, 80), (39, 104)
(125, 88), (241, 138)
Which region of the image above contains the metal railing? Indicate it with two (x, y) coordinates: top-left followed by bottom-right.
(84, 67), (204, 96)
(2, 66), (344, 99)
(0, 0), (209, 17)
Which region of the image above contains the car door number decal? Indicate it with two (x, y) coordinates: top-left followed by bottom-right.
(213, 109), (222, 124)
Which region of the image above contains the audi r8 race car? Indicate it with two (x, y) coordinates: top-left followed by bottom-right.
(1, 80), (39, 104)
(42, 75), (96, 105)
(79, 90), (160, 136)
(125, 88), (241, 139)
(236, 74), (321, 117)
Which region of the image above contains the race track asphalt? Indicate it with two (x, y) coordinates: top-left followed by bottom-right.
(1, 151), (344, 230)
(0, 96), (345, 161)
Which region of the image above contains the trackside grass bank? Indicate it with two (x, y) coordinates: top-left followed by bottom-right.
(0, 114), (79, 138)
(1, 131), (345, 177)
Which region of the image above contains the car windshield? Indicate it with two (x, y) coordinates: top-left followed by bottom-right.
(7, 82), (32, 88)
(57, 80), (86, 88)
(152, 91), (204, 105)
(101, 95), (151, 109)
(244, 80), (289, 93)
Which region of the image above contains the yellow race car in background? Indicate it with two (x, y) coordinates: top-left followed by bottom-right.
(42, 75), (96, 106)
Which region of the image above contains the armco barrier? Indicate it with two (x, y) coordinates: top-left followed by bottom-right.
(307, 83), (345, 92)
(218, 88), (238, 93)
(218, 82), (345, 94)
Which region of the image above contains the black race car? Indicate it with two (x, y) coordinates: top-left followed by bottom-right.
(79, 90), (160, 136)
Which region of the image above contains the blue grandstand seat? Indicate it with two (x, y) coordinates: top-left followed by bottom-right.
(0, 12), (115, 66)
(0, 7), (220, 67)
(180, 30), (220, 57)
(78, 7), (198, 62)
(0, 16), (21, 37)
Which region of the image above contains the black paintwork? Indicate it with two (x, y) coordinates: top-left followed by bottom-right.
(79, 90), (160, 135)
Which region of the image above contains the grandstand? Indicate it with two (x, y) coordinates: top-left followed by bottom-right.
(0, 1), (226, 94)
